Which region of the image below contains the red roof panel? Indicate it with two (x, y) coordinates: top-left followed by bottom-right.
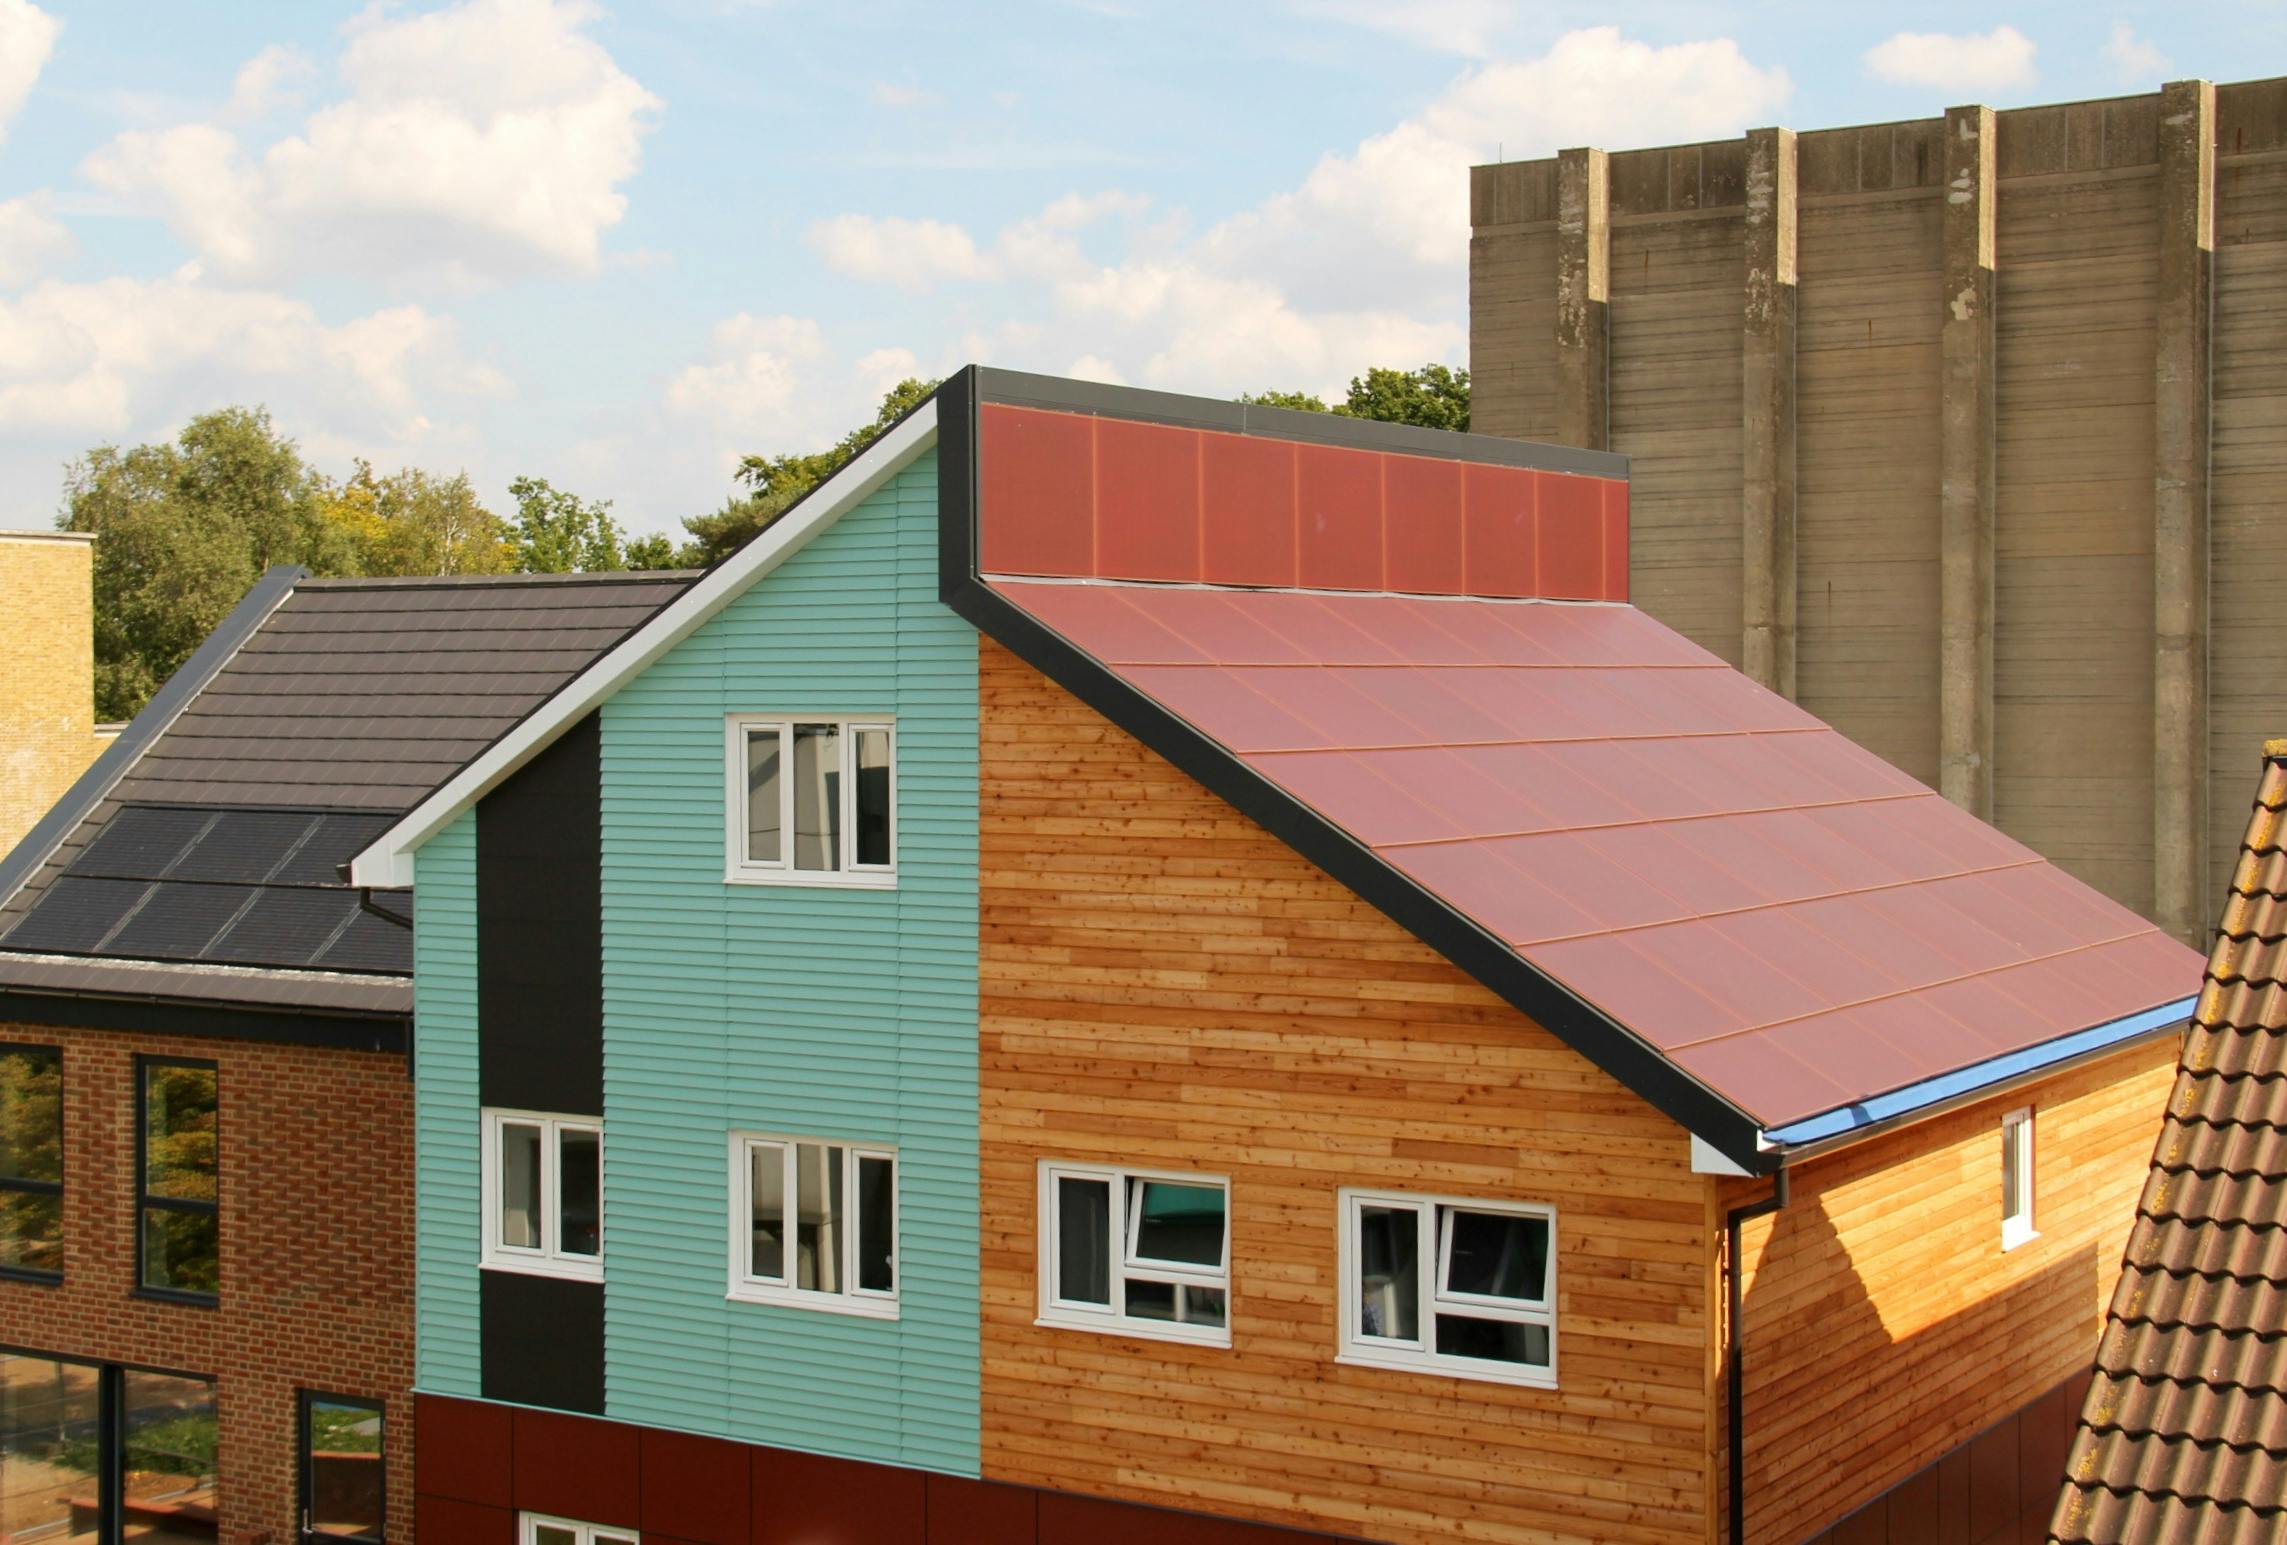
(990, 577), (2203, 1130)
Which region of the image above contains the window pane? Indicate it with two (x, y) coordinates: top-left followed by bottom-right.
(1129, 1179), (1224, 1268)
(0, 1189), (61, 1274)
(0, 1048), (62, 1183)
(143, 1064), (217, 1202)
(1357, 1204), (1420, 1341)
(2003, 1121), (2027, 1221)
(1435, 1314), (1550, 1369)
(534, 1526), (577, 1545)
(558, 1128), (600, 1258)
(0, 1354), (101, 1545)
(122, 1370), (219, 1545)
(1443, 1209), (1547, 1303)
(745, 728), (783, 865)
(795, 1143), (844, 1291)
(857, 1154), (895, 1293)
(142, 1206), (219, 1295)
(1124, 1278), (1227, 1328)
(499, 1123), (542, 1249)
(1055, 1176), (1111, 1305)
(750, 1143), (786, 1281)
(305, 1398), (384, 1542)
(792, 724), (843, 871)
(854, 728), (892, 867)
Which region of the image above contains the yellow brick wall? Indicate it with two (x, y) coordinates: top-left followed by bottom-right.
(0, 533), (101, 858)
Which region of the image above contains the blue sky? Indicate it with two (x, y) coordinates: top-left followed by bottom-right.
(0, 0), (2265, 537)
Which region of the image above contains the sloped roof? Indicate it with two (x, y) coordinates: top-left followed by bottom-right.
(0, 568), (694, 1019)
(2051, 742), (2287, 1544)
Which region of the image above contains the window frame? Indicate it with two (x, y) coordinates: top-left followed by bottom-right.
(0, 1041), (63, 1284)
(479, 1109), (603, 1281)
(2001, 1106), (2037, 1250)
(725, 1132), (900, 1318)
(134, 1054), (219, 1305)
(0, 1346), (220, 1545)
(297, 1389), (386, 1545)
(1336, 1186), (1559, 1390)
(1035, 1160), (1232, 1347)
(519, 1514), (636, 1545)
(722, 715), (898, 888)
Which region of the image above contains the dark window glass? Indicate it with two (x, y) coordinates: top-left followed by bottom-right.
(1443, 1209), (1546, 1303)
(793, 1142), (843, 1291)
(138, 1061), (218, 1297)
(1128, 1179), (1224, 1268)
(1357, 1204), (1420, 1341)
(792, 723), (842, 871)
(1434, 1315), (1551, 1369)
(744, 728), (782, 865)
(1055, 1176), (1110, 1305)
(0, 1353), (100, 1545)
(750, 1143), (786, 1280)
(122, 1369), (219, 1545)
(857, 1154), (895, 1293)
(557, 1129), (600, 1259)
(1122, 1278), (1227, 1328)
(0, 1047), (63, 1277)
(301, 1394), (384, 1543)
(854, 728), (892, 867)
(498, 1122), (542, 1250)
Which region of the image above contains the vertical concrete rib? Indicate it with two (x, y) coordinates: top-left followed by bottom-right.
(1939, 105), (1997, 819)
(1555, 147), (1610, 451)
(2154, 79), (2216, 944)
(1742, 127), (1799, 698)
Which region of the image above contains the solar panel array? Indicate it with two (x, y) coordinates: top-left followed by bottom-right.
(0, 805), (411, 973)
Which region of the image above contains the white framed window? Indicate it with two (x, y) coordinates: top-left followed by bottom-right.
(1338, 1188), (1556, 1389)
(727, 1134), (899, 1318)
(2001, 1107), (2037, 1250)
(521, 1514), (635, 1545)
(1037, 1161), (1229, 1346)
(480, 1110), (602, 1280)
(724, 716), (896, 887)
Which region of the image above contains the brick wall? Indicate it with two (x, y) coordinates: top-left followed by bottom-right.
(0, 532), (103, 857)
(0, 1023), (415, 1545)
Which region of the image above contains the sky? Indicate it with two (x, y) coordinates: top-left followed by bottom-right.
(0, 1), (2266, 538)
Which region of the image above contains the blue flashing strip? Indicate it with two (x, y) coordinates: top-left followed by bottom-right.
(1763, 996), (2199, 1148)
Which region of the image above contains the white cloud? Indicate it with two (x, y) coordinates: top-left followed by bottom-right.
(663, 313), (829, 453)
(2101, 22), (2169, 85)
(869, 81), (939, 109)
(0, 0), (58, 146)
(1865, 25), (2037, 92)
(1288, 0), (1517, 58)
(83, 0), (660, 289)
(0, 274), (504, 441)
(806, 214), (995, 291)
(0, 194), (72, 288)
(224, 44), (316, 121)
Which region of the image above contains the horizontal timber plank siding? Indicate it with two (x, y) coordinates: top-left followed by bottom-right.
(414, 809), (482, 1397)
(975, 639), (1716, 1545)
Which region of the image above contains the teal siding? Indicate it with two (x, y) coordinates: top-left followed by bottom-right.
(599, 451), (981, 1474)
(412, 810), (482, 1397)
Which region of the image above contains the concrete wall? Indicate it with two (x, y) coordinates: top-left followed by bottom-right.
(0, 532), (106, 858)
(1471, 77), (2287, 945)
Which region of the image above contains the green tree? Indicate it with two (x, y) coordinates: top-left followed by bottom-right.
(318, 460), (514, 577)
(1240, 363), (1471, 433)
(509, 476), (632, 574)
(680, 377), (941, 567)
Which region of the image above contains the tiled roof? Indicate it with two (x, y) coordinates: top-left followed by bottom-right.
(0, 569), (695, 1008)
(2052, 743), (2287, 1543)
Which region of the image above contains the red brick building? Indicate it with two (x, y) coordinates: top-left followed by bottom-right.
(0, 567), (692, 1545)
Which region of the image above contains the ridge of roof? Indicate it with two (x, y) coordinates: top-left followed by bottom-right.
(296, 569), (703, 591)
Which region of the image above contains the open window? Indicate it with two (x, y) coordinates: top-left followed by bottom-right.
(481, 1111), (601, 1280)
(728, 1135), (897, 1316)
(1038, 1162), (1229, 1345)
(2001, 1107), (2036, 1250)
(1339, 1189), (1556, 1387)
(725, 717), (895, 886)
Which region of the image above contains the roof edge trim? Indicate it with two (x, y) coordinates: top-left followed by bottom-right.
(347, 401), (941, 887)
(1764, 996), (2197, 1152)
(0, 563), (308, 912)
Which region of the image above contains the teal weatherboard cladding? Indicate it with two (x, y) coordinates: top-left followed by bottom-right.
(412, 810), (482, 1398)
(597, 451), (983, 1473)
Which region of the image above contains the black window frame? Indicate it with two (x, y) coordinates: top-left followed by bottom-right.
(0, 1342), (219, 1545)
(0, 1041), (64, 1284)
(134, 1054), (219, 1305)
(297, 1389), (386, 1545)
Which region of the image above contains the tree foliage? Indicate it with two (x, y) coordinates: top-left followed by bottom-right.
(318, 460), (514, 578)
(508, 475), (637, 574)
(1240, 363), (1471, 433)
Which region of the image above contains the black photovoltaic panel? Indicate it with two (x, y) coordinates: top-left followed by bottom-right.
(71, 807), (212, 880)
(167, 810), (321, 884)
(0, 876), (150, 953)
(106, 882), (258, 961)
(205, 888), (361, 967)
(272, 813), (397, 885)
(311, 907), (413, 972)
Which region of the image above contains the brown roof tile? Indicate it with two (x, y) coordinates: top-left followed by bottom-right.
(2052, 747), (2287, 1540)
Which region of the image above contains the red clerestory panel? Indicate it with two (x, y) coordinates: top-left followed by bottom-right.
(983, 578), (2203, 1132)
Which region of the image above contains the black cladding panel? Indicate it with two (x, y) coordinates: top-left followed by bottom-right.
(480, 1268), (604, 1414)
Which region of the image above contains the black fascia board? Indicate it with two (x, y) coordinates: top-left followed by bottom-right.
(0, 564), (310, 911)
(969, 365), (1631, 480)
(933, 377), (1770, 1174)
(0, 988), (406, 1054)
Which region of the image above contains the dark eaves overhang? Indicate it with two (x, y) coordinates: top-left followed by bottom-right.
(0, 950), (408, 1053)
